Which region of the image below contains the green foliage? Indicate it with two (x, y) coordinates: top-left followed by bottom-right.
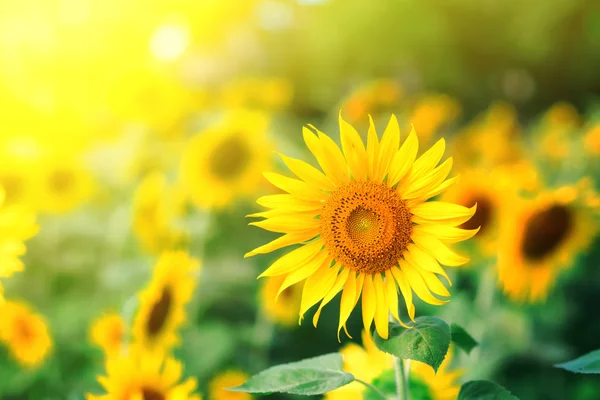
(373, 317), (451, 372)
(555, 349), (600, 374)
(458, 380), (519, 400)
(451, 323), (479, 355)
(364, 369), (434, 400)
(229, 353), (354, 395)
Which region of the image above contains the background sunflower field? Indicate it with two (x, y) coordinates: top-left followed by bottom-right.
(0, 0), (599, 399)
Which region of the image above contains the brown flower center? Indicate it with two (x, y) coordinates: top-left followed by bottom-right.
(142, 387), (166, 400)
(146, 287), (173, 337)
(49, 168), (75, 193)
(521, 204), (572, 261)
(208, 135), (251, 180)
(460, 194), (494, 234)
(320, 181), (412, 274)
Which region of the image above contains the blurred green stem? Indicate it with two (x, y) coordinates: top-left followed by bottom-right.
(356, 379), (388, 400)
(394, 356), (409, 400)
(252, 306), (274, 371)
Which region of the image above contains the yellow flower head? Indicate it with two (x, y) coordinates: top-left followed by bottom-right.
(409, 346), (463, 400)
(86, 350), (201, 400)
(180, 110), (273, 209)
(342, 80), (402, 124)
(90, 312), (126, 359)
(247, 114), (477, 340)
(260, 276), (303, 327)
(0, 300), (52, 368)
(583, 124), (600, 156)
(132, 171), (187, 254)
(208, 370), (252, 400)
(132, 251), (200, 353)
(0, 187), (38, 301)
(326, 330), (393, 400)
(409, 94), (461, 145)
(498, 180), (599, 302)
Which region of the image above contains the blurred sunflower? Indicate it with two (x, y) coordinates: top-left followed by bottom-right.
(132, 251), (200, 353)
(325, 330), (392, 400)
(498, 180), (599, 302)
(0, 187), (38, 301)
(260, 276), (303, 327)
(132, 171), (187, 254)
(409, 346), (463, 400)
(247, 114), (477, 339)
(180, 110), (273, 209)
(208, 370), (252, 400)
(86, 350), (201, 400)
(341, 80), (402, 124)
(0, 300), (52, 368)
(409, 94), (461, 145)
(219, 78), (293, 111)
(36, 155), (94, 214)
(0, 159), (36, 207)
(537, 102), (580, 162)
(90, 312), (126, 359)
(583, 124), (600, 156)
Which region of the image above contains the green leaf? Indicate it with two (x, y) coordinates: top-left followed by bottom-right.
(451, 323), (479, 355)
(228, 353), (354, 395)
(373, 316), (451, 373)
(555, 349), (600, 374)
(458, 380), (519, 400)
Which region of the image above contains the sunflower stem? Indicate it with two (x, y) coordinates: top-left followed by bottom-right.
(393, 356), (410, 400)
(356, 378), (388, 400)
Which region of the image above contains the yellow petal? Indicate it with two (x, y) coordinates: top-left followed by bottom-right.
(411, 231), (469, 266)
(413, 224), (479, 244)
(388, 126), (418, 186)
(416, 268), (451, 298)
(411, 202), (477, 226)
(339, 112), (368, 180)
(403, 243), (451, 285)
(256, 194), (323, 211)
(406, 175), (460, 206)
(263, 172), (327, 201)
(400, 259), (448, 305)
(245, 230), (319, 258)
(338, 271), (357, 340)
(361, 274), (376, 334)
(279, 154), (336, 192)
(401, 157), (453, 200)
(259, 240), (323, 277)
(300, 260), (340, 318)
(385, 270), (400, 321)
(249, 215), (321, 233)
(374, 114), (400, 181)
(277, 251), (328, 297)
(303, 126), (346, 186)
(409, 137), (446, 180)
(247, 209), (319, 219)
(373, 273), (389, 339)
(367, 115), (380, 179)
(390, 267), (415, 320)
(313, 267), (350, 327)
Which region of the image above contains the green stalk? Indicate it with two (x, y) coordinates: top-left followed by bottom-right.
(356, 379), (388, 400)
(394, 356), (410, 400)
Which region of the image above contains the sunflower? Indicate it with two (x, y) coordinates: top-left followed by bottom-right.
(132, 171), (187, 254)
(409, 94), (460, 145)
(537, 102), (580, 162)
(0, 187), (38, 301)
(219, 78), (293, 111)
(86, 350), (201, 400)
(341, 80), (402, 124)
(583, 124), (600, 156)
(36, 155), (94, 214)
(0, 300), (52, 368)
(259, 276), (303, 327)
(208, 370), (253, 400)
(325, 330), (393, 400)
(132, 251), (200, 353)
(409, 346), (463, 400)
(246, 114), (477, 339)
(90, 312), (126, 359)
(180, 110), (273, 209)
(498, 180), (599, 302)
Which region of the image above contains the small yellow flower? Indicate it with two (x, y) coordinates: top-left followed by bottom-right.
(132, 171), (187, 254)
(86, 350), (201, 400)
(132, 251), (200, 353)
(260, 276), (303, 327)
(0, 300), (52, 368)
(409, 94), (460, 145)
(498, 180), (599, 302)
(209, 370), (252, 400)
(342, 80), (402, 123)
(583, 124), (600, 156)
(325, 330), (393, 400)
(247, 114), (477, 340)
(0, 187), (38, 301)
(90, 312), (126, 359)
(180, 110), (273, 209)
